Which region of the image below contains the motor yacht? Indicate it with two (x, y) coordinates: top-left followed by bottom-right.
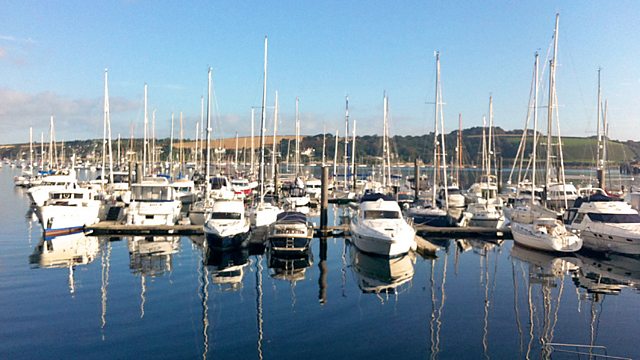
(349, 193), (416, 257)
(126, 177), (182, 225)
(267, 211), (314, 253)
(203, 199), (250, 249)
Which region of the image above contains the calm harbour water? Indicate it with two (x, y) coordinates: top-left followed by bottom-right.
(1, 166), (639, 359)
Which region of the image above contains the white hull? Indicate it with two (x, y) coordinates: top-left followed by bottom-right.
(250, 203), (282, 228)
(579, 228), (640, 255)
(511, 221), (582, 252)
(39, 202), (101, 233)
(127, 201), (182, 226)
(349, 220), (416, 257)
(283, 195), (310, 207)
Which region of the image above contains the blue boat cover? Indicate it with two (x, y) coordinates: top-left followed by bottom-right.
(572, 193), (622, 208)
(276, 211), (307, 223)
(359, 193), (393, 203)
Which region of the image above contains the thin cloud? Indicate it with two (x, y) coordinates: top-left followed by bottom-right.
(0, 88), (139, 144)
(0, 34), (36, 44)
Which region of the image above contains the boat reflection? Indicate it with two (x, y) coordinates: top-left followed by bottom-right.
(349, 245), (415, 295)
(573, 251), (640, 297)
(267, 247), (313, 282)
(205, 246), (249, 290)
(127, 236), (179, 276)
(29, 232), (100, 294)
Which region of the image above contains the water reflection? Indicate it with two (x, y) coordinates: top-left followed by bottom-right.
(573, 252), (640, 296)
(128, 236), (180, 276)
(349, 245), (415, 296)
(268, 248), (313, 282)
(205, 246), (249, 291)
(29, 232), (100, 294)
(511, 245), (578, 359)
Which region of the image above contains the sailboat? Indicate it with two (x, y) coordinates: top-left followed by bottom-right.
(462, 98), (505, 229)
(510, 15), (581, 253)
(248, 36), (282, 229)
(407, 52), (459, 228)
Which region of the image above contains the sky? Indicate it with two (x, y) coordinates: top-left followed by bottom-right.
(1, 1), (639, 145)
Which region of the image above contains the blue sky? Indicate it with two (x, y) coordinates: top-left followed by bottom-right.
(1, 1), (639, 144)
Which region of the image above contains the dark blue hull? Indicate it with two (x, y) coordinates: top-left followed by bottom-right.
(412, 214), (457, 227)
(205, 231), (250, 249)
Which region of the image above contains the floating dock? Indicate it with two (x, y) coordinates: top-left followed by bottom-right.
(87, 222), (511, 239)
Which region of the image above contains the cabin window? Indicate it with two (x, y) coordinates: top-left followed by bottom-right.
(74, 193), (83, 199)
(587, 213), (640, 223)
(574, 213), (585, 224)
(132, 186), (171, 200)
(210, 212), (242, 220)
(364, 210), (400, 219)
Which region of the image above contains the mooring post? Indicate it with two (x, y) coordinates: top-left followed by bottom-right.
(318, 237), (328, 304)
(321, 166), (329, 233)
(136, 162), (143, 183)
(414, 158), (420, 201)
(596, 169), (606, 190)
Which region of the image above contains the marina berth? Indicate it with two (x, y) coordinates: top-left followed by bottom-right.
(349, 193), (417, 257)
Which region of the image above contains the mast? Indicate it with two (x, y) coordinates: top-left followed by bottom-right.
(180, 112), (184, 177)
(487, 95), (494, 177)
(48, 115), (54, 169)
(194, 122), (199, 170)
(40, 132), (44, 170)
(432, 53), (440, 207)
(206, 67), (213, 198)
(29, 126), (33, 170)
(295, 97), (301, 176)
(234, 131), (239, 172)
(352, 119), (357, 190)
(546, 13), (560, 189)
(596, 67), (602, 172)
(481, 115), (487, 176)
(199, 95), (204, 172)
(258, 36), (268, 200)
(251, 108), (255, 178)
(344, 96), (349, 189)
(143, 83), (148, 178)
(438, 54), (449, 210)
(170, 112), (174, 173)
(117, 134), (121, 169)
(333, 130), (339, 180)
(383, 93), (388, 189)
(531, 52), (539, 206)
(271, 91), (279, 182)
(457, 113), (462, 185)
(103, 69), (114, 183)
(152, 109), (156, 173)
